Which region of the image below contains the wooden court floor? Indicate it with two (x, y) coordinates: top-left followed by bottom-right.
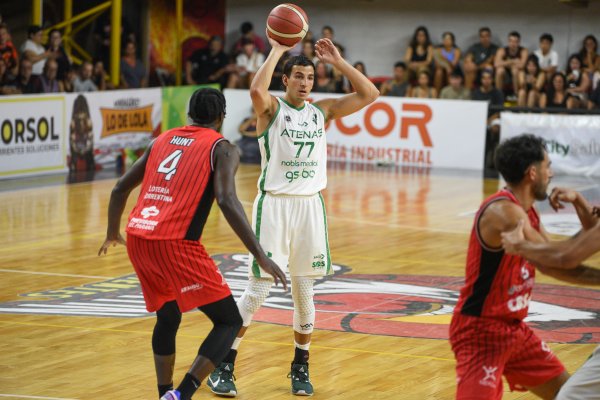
(1, 163), (599, 400)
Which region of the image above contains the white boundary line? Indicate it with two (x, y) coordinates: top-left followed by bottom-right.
(0, 395), (78, 400)
(0, 269), (113, 279)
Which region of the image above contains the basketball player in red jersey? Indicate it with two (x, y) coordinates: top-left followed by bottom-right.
(449, 134), (599, 399)
(98, 88), (287, 400)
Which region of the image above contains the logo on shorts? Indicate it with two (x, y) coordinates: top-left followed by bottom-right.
(479, 366), (498, 388)
(181, 283), (203, 293)
(141, 206), (160, 219)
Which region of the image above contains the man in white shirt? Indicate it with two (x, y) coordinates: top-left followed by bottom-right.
(228, 38), (265, 89)
(534, 33), (558, 76)
(73, 61), (98, 92)
(20, 25), (49, 76)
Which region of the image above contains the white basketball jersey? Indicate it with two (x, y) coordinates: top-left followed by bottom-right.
(257, 98), (327, 195)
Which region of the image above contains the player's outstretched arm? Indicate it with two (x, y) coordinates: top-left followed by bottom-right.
(549, 187), (597, 230)
(314, 38), (379, 121)
(213, 141), (287, 289)
(98, 141), (155, 256)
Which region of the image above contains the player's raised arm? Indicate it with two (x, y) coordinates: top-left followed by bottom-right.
(98, 141), (155, 255)
(249, 36), (291, 127)
(313, 38), (379, 121)
(212, 141), (287, 289)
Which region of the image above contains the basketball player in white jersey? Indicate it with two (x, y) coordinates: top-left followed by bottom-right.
(207, 37), (379, 396)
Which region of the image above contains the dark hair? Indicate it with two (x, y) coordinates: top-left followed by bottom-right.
(481, 68), (494, 79)
(410, 26), (431, 50)
(525, 54), (541, 75)
(283, 55), (315, 77)
(449, 68), (463, 79)
(548, 72), (567, 99)
(579, 34), (598, 58)
(394, 61), (407, 69)
(188, 88), (226, 125)
(479, 27), (491, 35)
(442, 32), (456, 47)
(241, 21), (253, 35)
(566, 53), (583, 75)
(28, 25), (42, 37)
(48, 28), (61, 38)
(353, 61), (366, 74)
(508, 31), (521, 40)
(540, 33), (553, 43)
(495, 134), (546, 184)
(322, 25), (333, 34)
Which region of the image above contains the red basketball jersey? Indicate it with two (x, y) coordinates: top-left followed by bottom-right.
(126, 126), (225, 240)
(454, 189), (540, 322)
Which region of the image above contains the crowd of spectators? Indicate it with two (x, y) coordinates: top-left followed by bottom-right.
(1, 17), (599, 111)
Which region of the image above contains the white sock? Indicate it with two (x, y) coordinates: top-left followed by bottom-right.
(295, 341), (310, 351)
(231, 336), (243, 350)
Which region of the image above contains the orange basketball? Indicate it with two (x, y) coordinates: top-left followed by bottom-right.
(266, 3), (309, 47)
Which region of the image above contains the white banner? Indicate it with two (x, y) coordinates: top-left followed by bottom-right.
(223, 89), (487, 170)
(0, 94), (67, 178)
(501, 112), (600, 177)
(65, 88), (162, 168)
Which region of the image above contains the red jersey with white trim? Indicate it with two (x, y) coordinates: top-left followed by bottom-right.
(126, 125), (225, 240)
(454, 189), (540, 322)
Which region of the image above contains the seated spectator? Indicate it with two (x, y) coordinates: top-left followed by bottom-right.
(269, 51), (290, 91)
(408, 70), (437, 98)
(46, 29), (71, 81)
(0, 23), (19, 78)
(186, 35), (231, 88)
(380, 61), (409, 97)
(472, 68), (504, 106)
(288, 30), (314, 57)
(565, 53), (590, 108)
(321, 26), (345, 57)
(15, 58), (37, 94)
(462, 27), (498, 89)
(301, 40), (319, 65)
(579, 34), (600, 74)
(0, 57), (19, 94)
(540, 72), (574, 109)
(73, 61), (98, 92)
(534, 33), (558, 76)
(433, 32), (461, 93)
(34, 59), (64, 93)
(517, 55), (545, 108)
(472, 69), (504, 170)
(228, 38), (265, 89)
(346, 61), (367, 92)
(439, 71), (470, 100)
(588, 83), (600, 109)
(236, 108), (260, 164)
(494, 31), (528, 99)
(233, 21), (266, 56)
(62, 66), (76, 92)
(21, 25), (49, 76)
(120, 40), (146, 88)
(404, 26), (433, 83)
(92, 59), (108, 90)
(313, 61), (338, 93)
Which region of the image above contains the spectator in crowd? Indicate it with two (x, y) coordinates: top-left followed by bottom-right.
(228, 38), (265, 89)
(313, 61), (338, 93)
(346, 61), (367, 92)
(472, 68), (504, 106)
(46, 29), (71, 81)
(34, 59), (64, 93)
(588, 82), (600, 109)
(62, 66), (76, 92)
(433, 32), (461, 93)
(540, 72), (573, 109)
(579, 34), (600, 74)
(92, 59), (108, 90)
(0, 23), (18, 78)
(517, 54), (546, 108)
(380, 61), (409, 97)
(494, 31), (528, 99)
(21, 25), (49, 76)
(93, 15), (135, 69)
(321, 25), (345, 56)
(236, 108), (260, 164)
(15, 58), (37, 94)
(472, 69), (504, 170)
(534, 33), (558, 76)
(288, 30), (314, 57)
(268, 51), (289, 91)
(186, 35), (231, 88)
(565, 53), (590, 108)
(439, 70), (470, 100)
(0, 57), (19, 94)
(462, 27), (498, 89)
(233, 21), (266, 56)
(408, 70), (437, 98)
(301, 40), (319, 65)
(404, 26), (433, 83)
(74, 61), (98, 92)
(120, 40), (146, 88)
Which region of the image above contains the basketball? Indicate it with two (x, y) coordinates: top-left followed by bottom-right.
(266, 3), (309, 47)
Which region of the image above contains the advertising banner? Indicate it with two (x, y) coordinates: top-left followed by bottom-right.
(0, 95), (67, 178)
(222, 89), (487, 170)
(64, 88), (162, 169)
(162, 84), (219, 131)
(501, 112), (600, 177)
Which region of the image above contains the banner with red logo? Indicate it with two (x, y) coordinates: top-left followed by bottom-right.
(222, 89), (487, 170)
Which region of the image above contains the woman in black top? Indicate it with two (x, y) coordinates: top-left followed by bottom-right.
(404, 26), (433, 83)
(540, 72), (574, 110)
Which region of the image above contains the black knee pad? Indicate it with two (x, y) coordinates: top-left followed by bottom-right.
(152, 301), (182, 355)
(198, 296), (243, 364)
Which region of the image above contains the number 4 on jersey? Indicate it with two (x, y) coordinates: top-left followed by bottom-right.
(157, 150), (183, 180)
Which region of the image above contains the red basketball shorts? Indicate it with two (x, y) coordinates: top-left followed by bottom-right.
(126, 235), (231, 313)
(450, 314), (565, 400)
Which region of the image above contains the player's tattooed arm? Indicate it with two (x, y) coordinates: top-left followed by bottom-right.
(99, 140), (155, 255)
(213, 141), (287, 289)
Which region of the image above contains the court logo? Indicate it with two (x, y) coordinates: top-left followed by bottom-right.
(1, 253), (599, 343)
